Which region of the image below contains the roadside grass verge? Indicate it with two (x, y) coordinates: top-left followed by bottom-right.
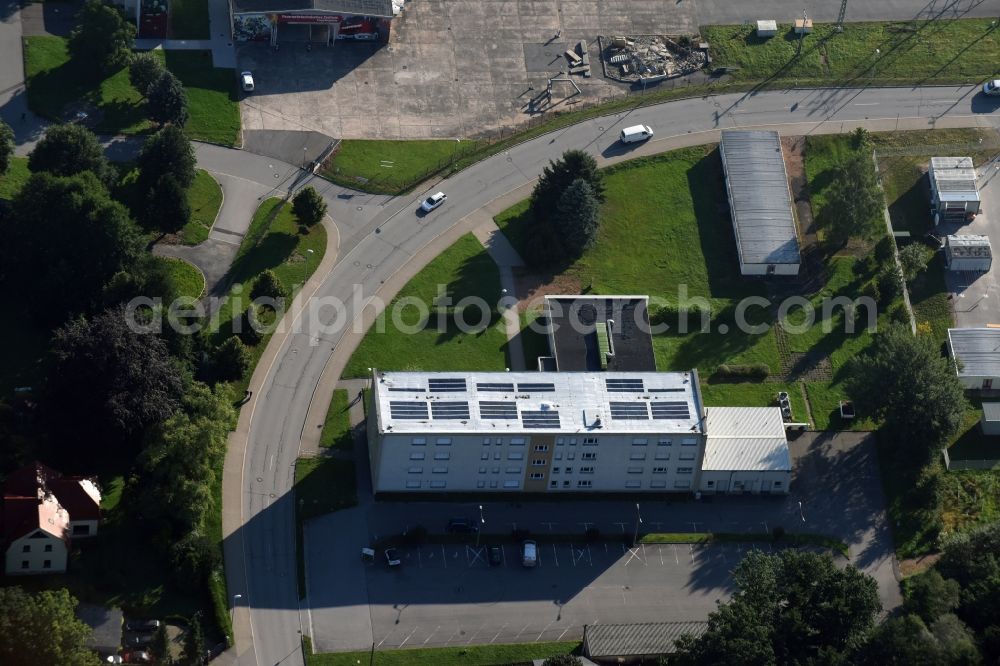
(169, 0), (210, 39)
(23, 36), (239, 145)
(319, 389), (353, 451)
(303, 635), (581, 666)
(182, 169), (223, 245)
(156, 256), (205, 299)
(322, 139), (484, 195)
(0, 157), (31, 199)
(640, 532), (849, 556)
(294, 457), (357, 598)
(341, 233), (509, 378)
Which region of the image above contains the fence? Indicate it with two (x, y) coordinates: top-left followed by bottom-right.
(942, 448), (1000, 471)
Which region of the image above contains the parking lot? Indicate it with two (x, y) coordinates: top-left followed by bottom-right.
(949, 153), (1000, 328)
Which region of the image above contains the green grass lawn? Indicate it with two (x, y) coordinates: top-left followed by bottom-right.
(342, 233), (509, 378)
(704, 19), (1000, 86)
(156, 256), (205, 299)
(304, 638), (581, 666)
(0, 157), (30, 199)
(182, 169), (223, 245)
(319, 389), (354, 451)
(24, 37), (239, 145)
(322, 139), (484, 195)
(294, 457), (357, 597)
(169, 0), (210, 39)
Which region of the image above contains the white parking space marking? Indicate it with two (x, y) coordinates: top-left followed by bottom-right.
(551, 543), (560, 567)
(624, 546), (645, 567)
(657, 545), (664, 566)
(441, 545), (447, 568)
(490, 623), (508, 643)
(571, 544), (591, 566)
(423, 626), (440, 645)
(399, 626), (418, 648)
(466, 545), (486, 567)
(672, 544), (680, 565)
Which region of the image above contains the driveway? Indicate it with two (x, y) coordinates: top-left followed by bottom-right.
(948, 154), (1000, 328)
(303, 431), (900, 652)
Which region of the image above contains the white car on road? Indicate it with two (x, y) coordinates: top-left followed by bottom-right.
(241, 71), (255, 92)
(983, 80), (1000, 96)
(420, 192), (447, 212)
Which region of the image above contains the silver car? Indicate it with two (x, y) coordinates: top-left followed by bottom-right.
(420, 191), (447, 212)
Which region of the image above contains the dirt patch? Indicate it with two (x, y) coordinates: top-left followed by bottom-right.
(899, 553), (941, 577)
(513, 270), (583, 314)
(782, 136), (817, 247)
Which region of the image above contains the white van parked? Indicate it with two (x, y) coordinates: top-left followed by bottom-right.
(620, 124), (654, 144)
(521, 540), (537, 567)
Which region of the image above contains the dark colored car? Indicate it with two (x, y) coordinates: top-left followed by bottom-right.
(488, 545), (503, 566)
(124, 619), (161, 632)
(385, 548), (401, 567)
(446, 518), (478, 534)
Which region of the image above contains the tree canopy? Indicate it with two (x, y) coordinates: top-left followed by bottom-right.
(0, 120), (13, 176)
(554, 177), (600, 257)
(147, 70), (189, 127)
(0, 587), (100, 666)
(28, 123), (113, 185)
(292, 186), (327, 226)
(129, 52), (165, 98)
(824, 152), (883, 245)
(845, 323), (966, 466)
(137, 125), (196, 191)
(2, 171), (143, 320)
(673, 550), (881, 665)
(145, 174), (191, 234)
(46, 305), (184, 456)
(67, 0), (135, 74)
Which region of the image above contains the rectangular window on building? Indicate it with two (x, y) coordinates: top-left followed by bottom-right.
(582, 437), (598, 446)
(492, 466), (500, 474)
(496, 438), (504, 446)
(436, 438), (452, 446)
(581, 452), (596, 461)
(627, 466), (643, 474)
(410, 452), (426, 460)
(652, 466), (669, 474)
(625, 480), (641, 489)
(432, 466), (448, 474)
(774, 481), (783, 488)
(506, 466), (522, 474)
(552, 467), (560, 474)
(479, 466), (487, 474)
(706, 480), (715, 487)
(682, 438), (697, 446)
(674, 480), (692, 489)
(430, 480), (447, 489)
(408, 466), (423, 474)
(655, 451), (670, 460)
(490, 480), (499, 488)
(630, 452), (647, 460)
(563, 480), (571, 488)
(679, 451), (696, 461)
(557, 437), (565, 445)
(405, 480), (421, 489)
(678, 467), (693, 474)
(508, 451), (524, 461)
(632, 438), (648, 446)
(482, 438), (491, 446)
(43, 560), (51, 569)
(564, 466), (573, 474)
(567, 452), (576, 460)
(20, 561), (28, 569)
(21, 545), (29, 553)
(44, 544), (52, 552)
(569, 438), (578, 445)
(533, 444), (549, 452)
(577, 480), (593, 488)
(510, 437), (526, 446)
(650, 480), (667, 489)
(554, 451), (563, 460)
(494, 451), (502, 460)
(481, 451), (489, 460)
(477, 480), (486, 488)
(658, 438), (672, 446)
(412, 437), (427, 446)
(529, 472), (544, 480)
(579, 466), (595, 474)
(532, 459), (546, 467)
(503, 479), (520, 489)
(434, 452), (450, 460)
(550, 480), (558, 488)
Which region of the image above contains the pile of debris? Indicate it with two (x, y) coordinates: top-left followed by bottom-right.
(563, 40), (592, 77)
(599, 34), (705, 84)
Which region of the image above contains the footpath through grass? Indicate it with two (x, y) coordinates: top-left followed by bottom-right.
(182, 169), (223, 245)
(342, 233), (509, 378)
(322, 139), (484, 195)
(303, 636), (581, 666)
(24, 36), (240, 145)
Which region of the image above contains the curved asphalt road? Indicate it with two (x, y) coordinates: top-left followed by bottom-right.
(221, 84), (1000, 666)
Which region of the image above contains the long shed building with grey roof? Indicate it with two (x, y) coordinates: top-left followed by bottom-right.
(948, 328), (1000, 390)
(719, 130), (801, 276)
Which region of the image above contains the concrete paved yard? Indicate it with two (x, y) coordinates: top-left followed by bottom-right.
(949, 155), (1000, 328)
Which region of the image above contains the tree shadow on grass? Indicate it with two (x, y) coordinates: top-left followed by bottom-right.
(225, 232), (300, 288)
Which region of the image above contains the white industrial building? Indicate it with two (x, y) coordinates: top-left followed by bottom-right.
(719, 130), (801, 276)
(930, 157), (981, 223)
(948, 328), (1000, 390)
(367, 370), (793, 495)
(945, 235), (992, 272)
(699, 407), (791, 494)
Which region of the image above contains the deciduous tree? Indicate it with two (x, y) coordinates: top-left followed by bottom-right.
(68, 0), (135, 74)
(250, 269), (287, 301)
(212, 336), (251, 381)
(28, 123), (113, 185)
(904, 569), (961, 624)
(129, 52), (164, 98)
(0, 120), (14, 176)
(145, 174), (191, 234)
(147, 70), (189, 127)
(0, 587), (100, 666)
(137, 125), (196, 191)
(846, 323), (966, 466)
(292, 186), (327, 226)
(148, 624), (169, 664)
(825, 152), (883, 245)
(181, 611), (206, 666)
(898, 243), (929, 281)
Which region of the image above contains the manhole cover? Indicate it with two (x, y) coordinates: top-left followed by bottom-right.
(354, 261), (360, 266)
(274, 173), (279, 178)
(598, 126), (604, 131)
(357, 206), (363, 211)
(256, 477), (263, 482)
(269, 493), (276, 498)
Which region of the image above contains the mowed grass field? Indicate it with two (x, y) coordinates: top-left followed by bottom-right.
(24, 37), (240, 145)
(182, 169), (224, 245)
(341, 234), (509, 378)
(304, 639), (581, 666)
(322, 139), (484, 195)
(704, 19), (1000, 85)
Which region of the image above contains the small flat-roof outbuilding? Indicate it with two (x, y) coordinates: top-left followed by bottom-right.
(544, 295), (656, 372)
(719, 130), (801, 276)
(945, 235), (992, 272)
(699, 407), (791, 494)
(583, 622), (708, 662)
(949, 328), (1000, 390)
(981, 402), (1000, 436)
(930, 157), (981, 222)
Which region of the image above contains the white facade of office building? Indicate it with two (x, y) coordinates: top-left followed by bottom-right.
(367, 370), (707, 494)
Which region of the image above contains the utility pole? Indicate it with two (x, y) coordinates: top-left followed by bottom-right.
(836, 0), (848, 32)
(476, 504), (485, 549)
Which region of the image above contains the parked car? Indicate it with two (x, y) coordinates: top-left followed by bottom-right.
(385, 547), (401, 567)
(521, 540), (537, 567)
(241, 71), (255, 92)
(124, 634), (152, 648)
(619, 124), (654, 144)
(121, 651), (150, 664)
(446, 518), (478, 534)
(420, 191), (447, 212)
(487, 544), (503, 567)
(124, 619), (160, 633)
(983, 80), (1000, 96)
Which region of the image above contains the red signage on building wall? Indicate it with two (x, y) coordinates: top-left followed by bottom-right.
(274, 13), (344, 24)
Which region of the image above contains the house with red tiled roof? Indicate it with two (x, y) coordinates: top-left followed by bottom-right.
(2, 462), (102, 575)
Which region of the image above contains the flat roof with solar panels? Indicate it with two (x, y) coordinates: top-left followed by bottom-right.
(372, 370), (704, 434)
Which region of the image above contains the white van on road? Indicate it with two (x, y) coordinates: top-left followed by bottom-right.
(620, 124), (654, 144)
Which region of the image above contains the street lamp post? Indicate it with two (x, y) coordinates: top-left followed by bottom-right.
(476, 504), (485, 549)
(798, 501), (806, 522)
(230, 593), (242, 663)
(632, 503), (643, 545)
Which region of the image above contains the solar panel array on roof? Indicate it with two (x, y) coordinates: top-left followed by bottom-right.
(518, 382), (555, 393)
(522, 410), (560, 428)
(477, 382), (515, 392)
(651, 402), (691, 419)
(430, 401), (470, 420)
(389, 401), (428, 419)
(388, 386), (424, 392)
(606, 378), (645, 392)
(428, 378), (467, 392)
(609, 402), (650, 420)
(479, 401), (518, 420)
